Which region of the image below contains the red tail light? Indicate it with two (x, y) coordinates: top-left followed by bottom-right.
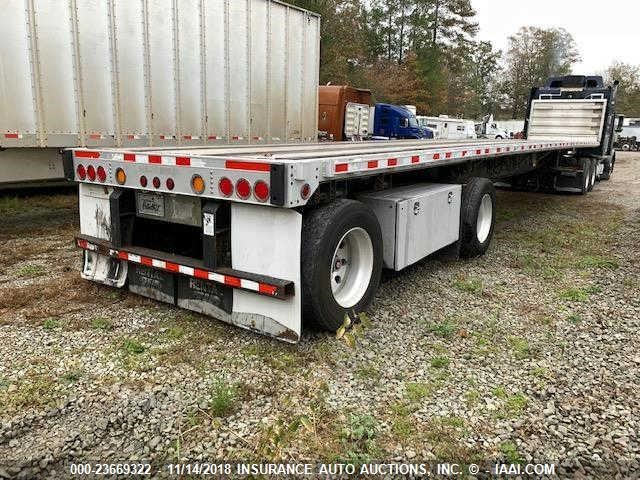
(87, 165), (96, 181)
(140, 175), (148, 187)
(97, 166), (106, 183)
(301, 183), (311, 199)
(152, 177), (161, 189)
(76, 164), (86, 180)
(254, 180), (269, 202)
(219, 177), (233, 197)
(166, 178), (175, 190)
(236, 178), (251, 199)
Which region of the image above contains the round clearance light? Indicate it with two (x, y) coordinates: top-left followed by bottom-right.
(218, 177), (233, 197)
(115, 168), (126, 185)
(300, 183), (311, 199)
(166, 178), (175, 190)
(76, 164), (86, 180)
(87, 165), (96, 181)
(140, 175), (148, 187)
(97, 166), (107, 183)
(254, 180), (269, 202)
(236, 178), (251, 199)
(191, 174), (206, 194)
(152, 176), (161, 189)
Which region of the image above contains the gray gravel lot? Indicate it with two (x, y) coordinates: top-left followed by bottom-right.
(0, 153), (639, 479)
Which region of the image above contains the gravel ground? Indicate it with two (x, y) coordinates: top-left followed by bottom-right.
(0, 153), (639, 479)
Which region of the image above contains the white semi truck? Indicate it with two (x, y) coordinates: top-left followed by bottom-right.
(67, 74), (618, 342)
(0, 0), (319, 188)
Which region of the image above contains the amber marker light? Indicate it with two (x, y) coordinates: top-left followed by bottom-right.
(191, 174), (206, 194)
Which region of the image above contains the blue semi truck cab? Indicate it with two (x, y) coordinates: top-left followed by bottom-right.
(371, 103), (433, 139)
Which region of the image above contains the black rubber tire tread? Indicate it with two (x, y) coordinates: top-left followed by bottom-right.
(301, 199), (383, 331)
(459, 178), (496, 258)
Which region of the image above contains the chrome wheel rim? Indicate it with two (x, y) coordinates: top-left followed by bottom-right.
(476, 194), (493, 244)
(330, 227), (374, 308)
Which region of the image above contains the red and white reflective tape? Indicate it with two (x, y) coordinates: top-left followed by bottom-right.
(182, 135), (200, 140)
(75, 150), (205, 167)
(159, 135), (175, 140)
(208, 135), (221, 140)
(4, 133), (23, 139)
(331, 141), (593, 175)
(232, 136), (244, 141)
(126, 134), (141, 140)
(76, 238), (280, 297)
(89, 134), (107, 140)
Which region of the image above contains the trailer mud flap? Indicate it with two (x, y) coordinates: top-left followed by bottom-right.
(177, 276), (232, 320)
(128, 264), (175, 304)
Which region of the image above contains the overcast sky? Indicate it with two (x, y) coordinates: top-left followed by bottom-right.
(471, 0), (640, 74)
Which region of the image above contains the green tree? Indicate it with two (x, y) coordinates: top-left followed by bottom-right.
(501, 27), (580, 118)
(605, 62), (640, 117)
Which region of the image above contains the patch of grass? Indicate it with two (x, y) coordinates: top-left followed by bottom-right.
(91, 317), (113, 331)
(453, 277), (483, 294)
(559, 287), (590, 302)
(0, 196), (21, 214)
(60, 370), (82, 384)
(355, 364), (381, 382)
(429, 319), (458, 338)
(566, 313), (583, 324)
(0, 375), (57, 412)
(164, 326), (185, 340)
(121, 338), (145, 355)
(500, 441), (523, 464)
(508, 337), (532, 360)
(529, 367), (548, 379)
(209, 378), (238, 417)
(464, 389), (480, 407)
(389, 402), (413, 439)
(577, 255), (619, 270)
(16, 264), (45, 278)
(492, 386), (507, 399)
(405, 382), (432, 402)
(430, 356), (450, 369)
(43, 318), (59, 330)
(503, 393), (528, 418)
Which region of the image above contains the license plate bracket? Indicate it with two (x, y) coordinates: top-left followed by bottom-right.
(136, 192), (165, 218)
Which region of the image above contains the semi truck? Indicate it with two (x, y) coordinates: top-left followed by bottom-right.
(318, 86), (372, 141)
(369, 104), (433, 140)
(417, 115), (477, 139)
(66, 74), (618, 342)
(0, 0), (319, 188)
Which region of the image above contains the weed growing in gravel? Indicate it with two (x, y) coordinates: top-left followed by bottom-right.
(430, 356), (450, 369)
(500, 441), (522, 464)
(508, 337), (532, 360)
(492, 386), (507, 399)
(257, 415), (310, 460)
(501, 393), (528, 418)
(578, 255), (619, 270)
(164, 326), (185, 340)
(453, 277), (483, 294)
(42, 318), (59, 330)
(389, 402), (413, 439)
(209, 378), (237, 417)
(91, 317), (113, 331)
(429, 318), (458, 338)
(121, 338), (145, 354)
(1, 374), (57, 412)
(340, 413), (380, 464)
(405, 382), (432, 401)
(355, 364), (382, 382)
(566, 313), (583, 324)
(559, 287), (590, 302)
(60, 370), (82, 384)
(529, 367), (549, 379)
(464, 389), (480, 407)
(16, 264), (45, 278)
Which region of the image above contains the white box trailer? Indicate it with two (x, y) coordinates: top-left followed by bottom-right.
(0, 0), (320, 188)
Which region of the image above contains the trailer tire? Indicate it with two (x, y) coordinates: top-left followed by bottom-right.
(601, 153), (615, 181)
(301, 199), (383, 331)
(578, 158), (590, 195)
(459, 178), (496, 258)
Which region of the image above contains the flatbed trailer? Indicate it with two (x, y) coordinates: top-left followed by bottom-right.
(67, 76), (618, 342)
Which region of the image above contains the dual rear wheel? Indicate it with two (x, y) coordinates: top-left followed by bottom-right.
(301, 178), (496, 330)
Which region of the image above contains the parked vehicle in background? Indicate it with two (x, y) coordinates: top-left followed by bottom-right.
(369, 104), (433, 139)
(68, 75), (617, 342)
(417, 115), (477, 139)
(404, 105), (417, 116)
(0, 0), (319, 189)
(615, 118), (640, 150)
(318, 86), (372, 141)
(476, 115), (511, 139)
